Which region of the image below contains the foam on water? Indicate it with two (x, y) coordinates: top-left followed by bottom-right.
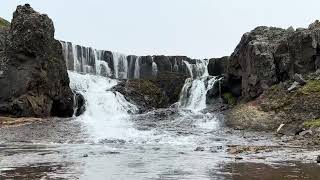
(68, 71), (151, 142)
(178, 59), (220, 111)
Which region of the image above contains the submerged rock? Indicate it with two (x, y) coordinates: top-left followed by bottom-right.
(0, 4), (74, 118)
(194, 147), (205, 152)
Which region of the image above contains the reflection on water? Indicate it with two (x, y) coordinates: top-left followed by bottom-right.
(0, 111), (320, 179)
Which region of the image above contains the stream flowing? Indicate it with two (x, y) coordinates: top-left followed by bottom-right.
(0, 43), (319, 179)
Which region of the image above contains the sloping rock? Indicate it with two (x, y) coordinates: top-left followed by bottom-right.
(226, 76), (320, 134)
(0, 4), (74, 118)
(227, 21), (320, 100)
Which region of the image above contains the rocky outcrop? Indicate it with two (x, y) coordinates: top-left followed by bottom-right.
(226, 72), (320, 135)
(226, 21), (320, 100)
(112, 72), (188, 112)
(208, 56), (229, 76)
(0, 4), (74, 118)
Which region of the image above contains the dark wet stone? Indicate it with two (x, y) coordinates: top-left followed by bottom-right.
(152, 147), (160, 151)
(83, 154), (88, 158)
(102, 151), (120, 155)
(194, 147), (205, 152)
(0, 4), (74, 118)
(235, 156), (243, 160)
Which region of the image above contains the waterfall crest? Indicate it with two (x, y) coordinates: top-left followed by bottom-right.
(60, 41), (148, 80)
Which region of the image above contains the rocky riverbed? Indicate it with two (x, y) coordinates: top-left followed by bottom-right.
(1, 3), (320, 179)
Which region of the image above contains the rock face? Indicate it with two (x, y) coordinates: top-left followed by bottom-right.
(227, 22), (320, 100)
(112, 72), (188, 112)
(226, 73), (320, 134)
(0, 4), (74, 118)
(208, 56), (229, 76)
(60, 41), (207, 80)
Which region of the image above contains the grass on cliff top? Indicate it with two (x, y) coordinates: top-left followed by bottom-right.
(303, 118), (320, 128)
(299, 80), (320, 96)
(0, 17), (10, 28)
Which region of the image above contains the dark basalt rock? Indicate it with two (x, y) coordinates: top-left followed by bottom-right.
(208, 56), (229, 76)
(73, 92), (86, 117)
(0, 4), (74, 118)
(112, 72), (188, 112)
(227, 21), (320, 100)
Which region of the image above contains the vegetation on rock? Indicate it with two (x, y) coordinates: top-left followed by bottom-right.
(303, 118), (320, 128)
(222, 92), (236, 105)
(0, 17), (10, 28)
(299, 80), (320, 96)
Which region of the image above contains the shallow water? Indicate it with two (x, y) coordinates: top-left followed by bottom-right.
(1, 72), (320, 179)
(0, 110), (319, 180)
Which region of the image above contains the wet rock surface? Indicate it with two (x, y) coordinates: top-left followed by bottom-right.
(0, 4), (74, 118)
(112, 72), (187, 112)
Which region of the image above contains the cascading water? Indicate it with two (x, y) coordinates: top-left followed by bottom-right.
(68, 71), (151, 142)
(60, 41), (221, 141)
(112, 52), (128, 79)
(178, 59), (219, 111)
(60, 41), (145, 80)
(151, 57), (158, 76)
(134, 56), (140, 79)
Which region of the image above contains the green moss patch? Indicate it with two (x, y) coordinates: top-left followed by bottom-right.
(222, 92), (236, 105)
(303, 118), (320, 128)
(0, 17), (10, 28)
(299, 80), (320, 96)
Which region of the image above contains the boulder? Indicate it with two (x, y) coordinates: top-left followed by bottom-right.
(0, 4), (74, 118)
(293, 73), (306, 85)
(112, 72), (187, 112)
(227, 21), (320, 100)
(73, 92), (86, 116)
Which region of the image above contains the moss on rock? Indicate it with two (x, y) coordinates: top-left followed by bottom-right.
(303, 118), (320, 128)
(299, 80), (320, 96)
(0, 17), (10, 28)
(222, 92), (236, 105)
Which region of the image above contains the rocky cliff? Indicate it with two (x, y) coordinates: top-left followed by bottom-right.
(0, 4), (74, 118)
(226, 21), (320, 100)
(224, 21), (320, 141)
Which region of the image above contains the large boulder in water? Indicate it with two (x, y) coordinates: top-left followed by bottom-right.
(112, 72), (188, 112)
(0, 4), (74, 118)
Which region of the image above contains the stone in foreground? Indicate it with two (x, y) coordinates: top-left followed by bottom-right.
(0, 4), (74, 118)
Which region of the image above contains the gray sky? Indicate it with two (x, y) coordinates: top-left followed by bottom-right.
(1, 0), (320, 58)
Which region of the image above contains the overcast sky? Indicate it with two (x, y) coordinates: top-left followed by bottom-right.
(1, 0), (320, 58)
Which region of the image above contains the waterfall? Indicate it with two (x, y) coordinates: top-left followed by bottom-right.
(178, 59), (218, 111)
(112, 52), (128, 79)
(134, 56), (140, 79)
(152, 57), (158, 76)
(68, 71), (145, 141)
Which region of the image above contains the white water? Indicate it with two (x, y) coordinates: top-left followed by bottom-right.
(68, 71), (151, 142)
(61, 41), (221, 143)
(112, 52), (128, 79)
(134, 56), (140, 79)
(178, 59), (219, 111)
(152, 58), (158, 76)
